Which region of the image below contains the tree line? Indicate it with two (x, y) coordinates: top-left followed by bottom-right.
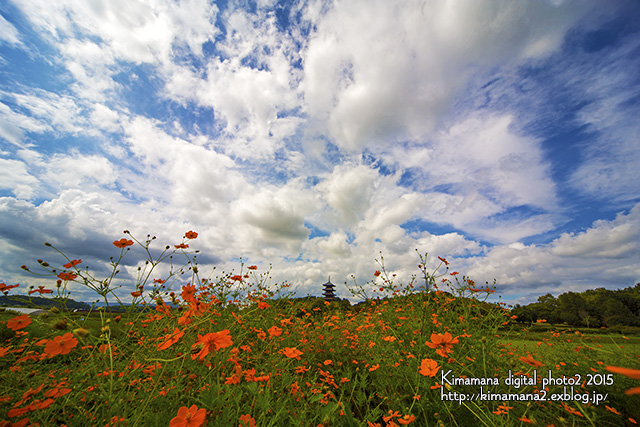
(510, 283), (640, 328)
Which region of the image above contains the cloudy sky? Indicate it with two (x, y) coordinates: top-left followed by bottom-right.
(1, 0), (639, 306)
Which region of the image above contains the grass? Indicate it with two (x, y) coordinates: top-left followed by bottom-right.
(1, 232), (639, 427)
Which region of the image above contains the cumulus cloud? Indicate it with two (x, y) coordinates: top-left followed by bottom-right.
(0, 158), (39, 199)
(302, 0), (601, 151)
(466, 203), (640, 302)
(163, 7), (303, 160)
(318, 162), (379, 226)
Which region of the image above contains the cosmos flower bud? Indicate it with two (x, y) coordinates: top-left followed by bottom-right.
(73, 327), (90, 338)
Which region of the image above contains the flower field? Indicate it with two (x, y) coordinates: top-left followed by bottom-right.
(1, 231), (639, 426)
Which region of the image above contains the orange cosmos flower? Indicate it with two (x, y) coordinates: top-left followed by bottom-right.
(113, 238), (134, 248)
(247, 265), (258, 270)
(184, 231), (198, 239)
(0, 283), (14, 292)
(181, 283), (197, 302)
(606, 365), (640, 395)
(606, 365), (640, 380)
(257, 301), (270, 310)
(437, 256), (449, 266)
(44, 333), (78, 357)
(157, 328), (185, 351)
(239, 414), (256, 427)
(28, 285), (53, 295)
(169, 404), (207, 427)
(7, 314), (31, 331)
(519, 355), (544, 368)
(44, 387), (72, 398)
(280, 347), (303, 360)
(425, 332), (459, 357)
(268, 325), (283, 337)
(419, 358), (440, 377)
(383, 410), (401, 423)
(174, 243), (189, 249)
(605, 405), (621, 415)
(63, 259), (82, 268)
(191, 330), (233, 360)
(397, 414), (416, 425)
(57, 272), (77, 281)
(374, 270), (381, 277)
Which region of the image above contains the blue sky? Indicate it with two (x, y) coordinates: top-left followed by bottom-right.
(0, 0), (638, 306)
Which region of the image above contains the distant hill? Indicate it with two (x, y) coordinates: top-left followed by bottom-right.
(0, 295), (91, 310)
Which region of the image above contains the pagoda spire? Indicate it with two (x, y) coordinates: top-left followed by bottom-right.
(322, 276), (336, 302)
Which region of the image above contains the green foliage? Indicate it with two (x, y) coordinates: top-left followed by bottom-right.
(511, 284), (640, 328)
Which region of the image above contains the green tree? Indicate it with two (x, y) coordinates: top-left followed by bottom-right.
(554, 292), (587, 326)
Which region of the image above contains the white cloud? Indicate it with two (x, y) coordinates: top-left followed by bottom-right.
(466, 203), (640, 301)
(121, 116), (248, 220)
(568, 36), (640, 203)
(0, 12), (22, 46)
(1, 89), (88, 136)
(232, 179), (321, 255)
(318, 162), (379, 226)
(163, 7), (303, 160)
(89, 104), (122, 133)
(316, 230), (352, 258)
(44, 153), (117, 189)
(0, 117), (25, 146)
(374, 113), (561, 242)
(0, 100), (50, 143)
(302, 0), (600, 151)
(551, 204), (640, 259)
(13, 0), (218, 63)
(0, 158), (39, 199)
(11, 0), (218, 103)
(434, 114), (558, 209)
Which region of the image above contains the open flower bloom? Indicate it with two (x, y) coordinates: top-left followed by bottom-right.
(113, 238), (134, 248)
(425, 332), (459, 357)
(45, 333), (78, 357)
(279, 347), (303, 359)
(268, 325), (283, 337)
(191, 330), (233, 360)
(239, 414), (256, 427)
(184, 230), (198, 239)
(7, 314), (31, 331)
(419, 358), (440, 377)
(169, 404), (207, 427)
(57, 272), (78, 281)
(63, 259), (82, 268)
